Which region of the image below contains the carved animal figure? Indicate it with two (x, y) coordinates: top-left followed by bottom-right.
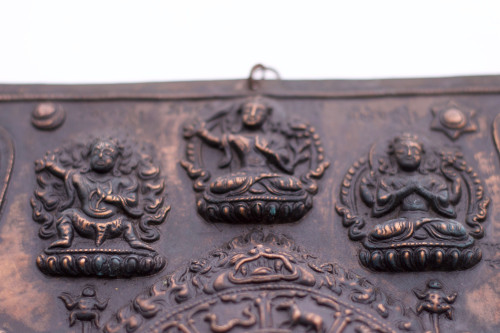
(277, 300), (324, 332)
(204, 305), (256, 332)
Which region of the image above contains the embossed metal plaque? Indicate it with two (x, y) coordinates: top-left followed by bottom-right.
(0, 76), (499, 333)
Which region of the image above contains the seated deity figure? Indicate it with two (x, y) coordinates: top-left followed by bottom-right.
(190, 99), (304, 197)
(337, 132), (487, 271)
(42, 139), (153, 251)
(182, 97), (329, 224)
(360, 134), (467, 243)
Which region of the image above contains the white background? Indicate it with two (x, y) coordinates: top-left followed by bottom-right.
(1, 1), (499, 83)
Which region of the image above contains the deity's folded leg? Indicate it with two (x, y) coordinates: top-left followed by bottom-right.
(48, 211), (76, 248)
(210, 174), (251, 194)
(123, 220), (154, 251)
(369, 218), (411, 241)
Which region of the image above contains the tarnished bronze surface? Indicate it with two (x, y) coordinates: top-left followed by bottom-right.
(0, 76), (499, 333)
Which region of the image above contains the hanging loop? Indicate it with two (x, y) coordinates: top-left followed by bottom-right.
(247, 64), (281, 91)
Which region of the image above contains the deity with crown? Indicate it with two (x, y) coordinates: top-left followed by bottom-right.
(182, 97), (329, 224)
(337, 133), (488, 271)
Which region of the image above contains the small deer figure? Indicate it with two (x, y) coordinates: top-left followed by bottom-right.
(277, 300), (324, 332)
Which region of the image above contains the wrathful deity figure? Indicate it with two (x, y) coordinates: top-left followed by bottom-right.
(337, 133), (488, 271)
(44, 140), (152, 250)
(32, 138), (169, 277)
(182, 97), (329, 224)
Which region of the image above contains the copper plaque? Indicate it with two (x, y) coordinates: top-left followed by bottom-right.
(0, 76), (499, 333)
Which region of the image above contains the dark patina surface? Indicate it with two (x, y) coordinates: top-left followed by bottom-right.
(0, 76), (499, 332)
